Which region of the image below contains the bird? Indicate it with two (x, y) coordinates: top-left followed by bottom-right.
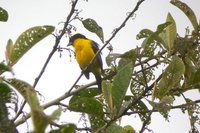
(67, 33), (103, 90)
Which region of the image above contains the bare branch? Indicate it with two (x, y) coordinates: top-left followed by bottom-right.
(14, 0), (79, 123)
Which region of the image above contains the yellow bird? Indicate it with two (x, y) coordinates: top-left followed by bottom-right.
(68, 33), (103, 89)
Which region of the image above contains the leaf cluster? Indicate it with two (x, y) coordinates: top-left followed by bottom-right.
(0, 0), (200, 133)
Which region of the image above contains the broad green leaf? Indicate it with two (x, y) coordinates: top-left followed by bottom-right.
(8, 25), (55, 66)
(0, 7), (8, 22)
(69, 88), (101, 105)
(73, 87), (101, 97)
(118, 48), (138, 70)
(89, 115), (105, 131)
(69, 97), (103, 117)
(157, 56), (185, 99)
(136, 29), (153, 40)
(106, 124), (126, 133)
(170, 0), (198, 31)
(8, 79), (48, 133)
(118, 100), (132, 117)
(142, 22), (171, 48)
(49, 124), (76, 133)
(82, 18), (104, 42)
(182, 57), (196, 89)
(165, 13), (177, 54)
(0, 98), (17, 132)
(8, 79), (35, 103)
(112, 62), (133, 117)
(132, 100), (150, 123)
(192, 68), (200, 89)
(193, 68), (200, 83)
(69, 97), (105, 131)
(123, 125), (135, 133)
(0, 82), (12, 103)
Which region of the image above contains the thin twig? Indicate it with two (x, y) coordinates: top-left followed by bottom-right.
(13, 0), (79, 123)
(33, 0), (79, 88)
(139, 108), (153, 133)
(15, 0), (146, 127)
(67, 0), (146, 94)
(125, 99), (200, 115)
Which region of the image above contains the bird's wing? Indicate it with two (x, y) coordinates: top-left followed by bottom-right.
(91, 41), (103, 71)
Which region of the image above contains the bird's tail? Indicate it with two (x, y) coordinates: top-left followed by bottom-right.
(95, 74), (102, 90)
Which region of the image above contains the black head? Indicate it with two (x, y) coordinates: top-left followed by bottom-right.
(68, 33), (87, 46)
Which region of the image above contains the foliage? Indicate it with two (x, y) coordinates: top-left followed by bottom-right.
(0, 7), (8, 22)
(0, 0), (200, 133)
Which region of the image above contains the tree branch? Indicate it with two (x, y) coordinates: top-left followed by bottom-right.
(15, 0), (146, 127)
(13, 0), (79, 123)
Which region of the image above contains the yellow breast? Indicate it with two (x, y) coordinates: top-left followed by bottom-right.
(73, 39), (96, 70)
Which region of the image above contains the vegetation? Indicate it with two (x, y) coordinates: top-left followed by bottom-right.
(0, 0), (200, 132)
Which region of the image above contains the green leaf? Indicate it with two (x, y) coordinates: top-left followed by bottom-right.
(112, 62), (133, 117)
(157, 56), (185, 99)
(5, 39), (14, 64)
(74, 87), (101, 97)
(141, 22), (171, 49)
(0, 62), (11, 74)
(0, 80), (17, 130)
(69, 88), (101, 104)
(165, 13), (177, 54)
(170, 0), (198, 31)
(89, 115), (105, 131)
(123, 125), (135, 133)
(69, 97), (103, 117)
(8, 79), (48, 133)
(0, 82), (12, 103)
(49, 124), (76, 133)
(0, 7), (8, 22)
(182, 57), (196, 89)
(106, 124), (126, 133)
(192, 68), (200, 88)
(69, 96), (105, 131)
(49, 108), (62, 121)
(136, 29), (153, 40)
(82, 18), (104, 42)
(0, 96), (17, 133)
(8, 25), (55, 66)
(133, 100), (150, 123)
(147, 96), (173, 120)
(102, 80), (114, 117)
(118, 48), (138, 70)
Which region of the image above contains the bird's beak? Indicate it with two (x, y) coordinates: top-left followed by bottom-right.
(67, 42), (72, 47)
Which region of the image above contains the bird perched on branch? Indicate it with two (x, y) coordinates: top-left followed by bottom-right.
(67, 33), (103, 89)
